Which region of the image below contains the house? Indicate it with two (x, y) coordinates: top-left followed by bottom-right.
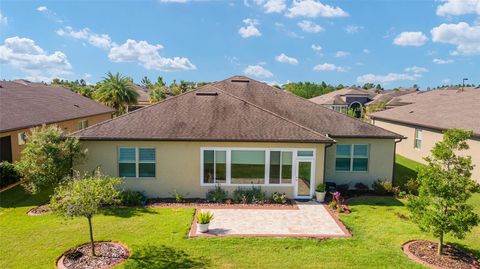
(72, 76), (403, 199)
(370, 87), (480, 182)
(127, 84), (152, 111)
(309, 87), (376, 117)
(365, 88), (418, 109)
(0, 80), (115, 162)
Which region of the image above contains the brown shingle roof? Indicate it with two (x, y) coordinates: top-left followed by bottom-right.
(309, 87), (376, 105)
(0, 81), (114, 133)
(371, 88), (480, 137)
(73, 76), (402, 142)
(132, 84), (151, 105)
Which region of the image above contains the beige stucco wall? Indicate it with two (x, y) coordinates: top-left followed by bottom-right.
(0, 113), (112, 162)
(374, 119), (480, 182)
(75, 141), (326, 198)
(324, 138), (396, 188)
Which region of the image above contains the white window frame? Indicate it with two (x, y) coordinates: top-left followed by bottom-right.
(414, 129), (422, 149)
(118, 147), (156, 179)
(335, 144), (369, 172)
(200, 147), (315, 187)
(79, 119), (89, 130)
(17, 132), (27, 145)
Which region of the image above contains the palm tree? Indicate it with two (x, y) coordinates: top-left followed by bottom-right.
(94, 72), (139, 115)
(149, 87), (167, 104)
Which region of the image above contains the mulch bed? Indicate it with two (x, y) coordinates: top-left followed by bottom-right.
(57, 242), (129, 269)
(27, 204), (52, 216)
(146, 198), (298, 209)
(403, 240), (479, 269)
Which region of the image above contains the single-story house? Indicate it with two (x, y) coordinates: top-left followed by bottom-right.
(365, 88), (418, 109)
(73, 76), (403, 199)
(0, 80), (114, 162)
(371, 87), (480, 182)
(309, 87), (376, 117)
(127, 84), (152, 112)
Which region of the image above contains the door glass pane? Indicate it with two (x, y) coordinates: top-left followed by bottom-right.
(203, 150), (214, 183)
(231, 150), (265, 184)
(297, 161), (311, 196)
(281, 152), (293, 184)
(269, 151), (281, 184)
(215, 151), (226, 183)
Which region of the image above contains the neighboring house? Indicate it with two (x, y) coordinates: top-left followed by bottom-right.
(127, 84), (152, 111)
(366, 88), (418, 109)
(0, 80), (115, 162)
(73, 76), (402, 199)
(309, 87), (376, 117)
(371, 87), (480, 182)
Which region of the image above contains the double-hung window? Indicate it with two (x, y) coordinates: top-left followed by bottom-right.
(118, 147), (156, 178)
(269, 151), (293, 184)
(203, 150), (226, 184)
(335, 144), (369, 172)
(414, 129), (422, 149)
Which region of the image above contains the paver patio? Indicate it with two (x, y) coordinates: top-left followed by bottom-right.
(190, 201), (350, 238)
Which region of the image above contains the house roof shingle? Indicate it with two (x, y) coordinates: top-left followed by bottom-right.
(309, 87), (376, 105)
(73, 76), (402, 142)
(0, 81), (115, 133)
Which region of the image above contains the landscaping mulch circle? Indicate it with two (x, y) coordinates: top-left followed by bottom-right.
(27, 204), (52, 216)
(57, 241), (129, 269)
(403, 240), (479, 269)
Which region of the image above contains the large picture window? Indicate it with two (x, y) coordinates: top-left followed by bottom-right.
(231, 150), (265, 184)
(335, 144), (369, 172)
(119, 147), (156, 178)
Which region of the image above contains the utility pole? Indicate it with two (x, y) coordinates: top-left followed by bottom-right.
(462, 78), (468, 89)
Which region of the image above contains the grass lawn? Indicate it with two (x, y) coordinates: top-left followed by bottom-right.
(1, 184), (479, 269)
(394, 154), (425, 188)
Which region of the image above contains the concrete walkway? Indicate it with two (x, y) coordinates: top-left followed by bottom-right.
(190, 201), (350, 238)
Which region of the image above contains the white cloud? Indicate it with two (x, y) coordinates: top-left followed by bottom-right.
(335, 51), (349, 57)
(433, 58), (454, 64)
(313, 63), (346, 72)
(36, 6), (48, 12)
(442, 78), (451, 84)
(275, 53), (299, 65)
(405, 66), (428, 74)
(345, 25), (363, 33)
(36, 6), (62, 23)
(311, 44), (322, 52)
(393, 31), (428, 47)
(356, 73), (417, 84)
(238, 18), (261, 38)
(297, 20), (323, 33)
(0, 11), (8, 25)
(286, 0), (348, 18)
(436, 0), (480, 16)
(108, 39), (196, 71)
(56, 26), (113, 49)
(244, 65), (273, 78)
(254, 0), (287, 13)
(363, 48), (370, 54)
(431, 22), (480, 55)
(0, 36), (72, 81)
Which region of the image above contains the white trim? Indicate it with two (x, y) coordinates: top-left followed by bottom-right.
(294, 159), (315, 199)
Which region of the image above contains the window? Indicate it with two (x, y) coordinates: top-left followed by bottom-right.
(118, 147), (156, 178)
(79, 120), (89, 130)
(269, 151), (293, 184)
(414, 129), (422, 149)
(203, 150), (226, 184)
(231, 150), (265, 184)
(335, 144), (369, 172)
(297, 150), (314, 157)
(17, 132), (27, 145)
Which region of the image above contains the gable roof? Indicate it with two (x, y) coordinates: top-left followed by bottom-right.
(73, 76), (402, 142)
(371, 88), (480, 137)
(309, 87), (376, 105)
(132, 84), (151, 105)
(366, 88), (418, 106)
(0, 81), (115, 133)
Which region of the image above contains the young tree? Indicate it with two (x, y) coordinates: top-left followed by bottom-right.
(94, 72), (139, 115)
(149, 87), (167, 103)
(140, 76), (153, 89)
(50, 171), (121, 256)
(14, 125), (85, 194)
(407, 129), (479, 255)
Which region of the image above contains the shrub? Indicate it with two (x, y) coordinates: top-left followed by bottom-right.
(233, 186), (265, 204)
(119, 190), (146, 206)
(170, 189), (185, 203)
(270, 192), (287, 204)
(336, 184), (350, 194)
(405, 178), (420, 195)
(206, 185), (228, 203)
(315, 183), (326, 192)
(0, 161), (21, 188)
(196, 211), (214, 224)
(372, 179), (392, 195)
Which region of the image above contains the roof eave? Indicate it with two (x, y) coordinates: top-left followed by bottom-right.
(74, 136), (335, 144)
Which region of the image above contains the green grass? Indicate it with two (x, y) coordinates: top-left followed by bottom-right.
(394, 154), (425, 187)
(1, 185), (479, 269)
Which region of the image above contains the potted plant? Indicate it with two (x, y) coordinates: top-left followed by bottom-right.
(196, 211), (214, 233)
(315, 183), (326, 202)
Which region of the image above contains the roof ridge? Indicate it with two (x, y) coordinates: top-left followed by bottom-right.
(208, 84), (334, 142)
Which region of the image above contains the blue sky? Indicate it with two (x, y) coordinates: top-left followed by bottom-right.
(1, 0), (479, 88)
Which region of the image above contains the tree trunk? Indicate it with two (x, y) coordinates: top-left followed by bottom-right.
(438, 231), (444, 256)
(87, 216), (96, 256)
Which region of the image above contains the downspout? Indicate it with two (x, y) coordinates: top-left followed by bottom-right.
(392, 137), (404, 185)
(323, 134), (336, 184)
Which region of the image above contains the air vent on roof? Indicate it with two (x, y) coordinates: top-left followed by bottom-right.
(196, 92), (218, 96)
(231, 79), (250, 83)
(74, 104), (80, 108)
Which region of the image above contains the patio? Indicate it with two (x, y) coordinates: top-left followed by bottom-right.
(190, 201), (351, 238)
